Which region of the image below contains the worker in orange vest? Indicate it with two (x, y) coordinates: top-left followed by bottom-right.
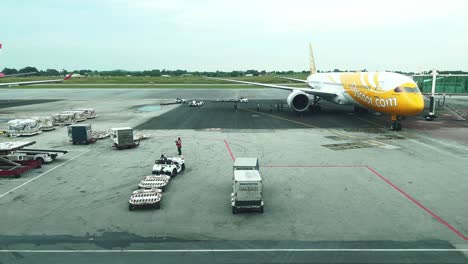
(175, 137), (182, 155)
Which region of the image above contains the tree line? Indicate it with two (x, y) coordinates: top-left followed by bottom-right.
(2, 67), (466, 77)
(0, 67), (309, 77)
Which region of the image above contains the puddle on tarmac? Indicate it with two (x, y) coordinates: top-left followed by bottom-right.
(135, 105), (161, 112)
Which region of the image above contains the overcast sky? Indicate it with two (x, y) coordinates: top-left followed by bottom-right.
(1, 0), (467, 72)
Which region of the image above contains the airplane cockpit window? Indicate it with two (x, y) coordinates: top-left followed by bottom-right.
(404, 87), (416, 93)
(393, 87), (403, 92)
(403, 87), (421, 93)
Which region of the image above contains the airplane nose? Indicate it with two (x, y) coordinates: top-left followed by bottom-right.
(408, 93), (425, 114)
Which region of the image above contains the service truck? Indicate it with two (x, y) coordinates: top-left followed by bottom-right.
(231, 170), (264, 214)
(5, 148), (68, 164)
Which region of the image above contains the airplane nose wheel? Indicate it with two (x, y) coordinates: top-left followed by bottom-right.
(390, 115), (402, 131)
(390, 122), (402, 131)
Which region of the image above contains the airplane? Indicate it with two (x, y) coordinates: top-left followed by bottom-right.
(0, 72), (37, 78)
(0, 73), (73, 87)
(0, 42), (73, 86)
(207, 44), (425, 131)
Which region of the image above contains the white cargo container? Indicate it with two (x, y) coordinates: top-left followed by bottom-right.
(110, 127), (139, 149)
(231, 170), (264, 214)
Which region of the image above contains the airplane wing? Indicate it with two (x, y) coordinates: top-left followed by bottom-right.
(0, 72), (37, 78)
(205, 77), (337, 98)
(0, 74), (73, 87)
(277, 76), (308, 83)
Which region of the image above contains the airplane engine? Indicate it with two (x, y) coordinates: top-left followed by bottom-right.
(286, 90), (310, 112)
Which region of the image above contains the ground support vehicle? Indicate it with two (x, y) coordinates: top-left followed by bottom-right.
(6, 148), (68, 164)
(0, 141), (42, 178)
(128, 188), (162, 210)
(233, 158), (259, 176)
(231, 170), (264, 214)
(152, 156), (185, 177)
(138, 175), (171, 191)
(188, 100), (204, 107)
(0, 159), (42, 178)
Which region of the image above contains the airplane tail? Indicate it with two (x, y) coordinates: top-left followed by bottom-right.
(309, 43), (317, 75)
(64, 73), (73, 81)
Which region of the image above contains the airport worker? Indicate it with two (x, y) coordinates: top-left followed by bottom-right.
(175, 137), (182, 155)
(160, 154), (166, 161)
(257, 104), (260, 111)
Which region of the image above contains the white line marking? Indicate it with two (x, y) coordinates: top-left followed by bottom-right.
(0, 150), (90, 199)
(0, 249), (467, 253)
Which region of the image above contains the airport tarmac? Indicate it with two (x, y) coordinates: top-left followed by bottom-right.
(0, 88), (467, 263)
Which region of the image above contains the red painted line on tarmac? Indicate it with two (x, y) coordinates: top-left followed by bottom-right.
(150, 135), (225, 141)
(264, 165), (366, 168)
(366, 166), (468, 241)
(262, 164), (468, 240)
(224, 140), (235, 161)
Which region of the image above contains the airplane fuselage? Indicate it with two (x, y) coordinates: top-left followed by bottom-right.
(306, 72), (424, 116)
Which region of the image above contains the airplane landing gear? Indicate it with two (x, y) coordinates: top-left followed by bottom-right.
(309, 96), (322, 111)
(308, 105), (321, 111)
(390, 115), (402, 131)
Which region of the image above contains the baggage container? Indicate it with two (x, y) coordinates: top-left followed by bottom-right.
(68, 124), (95, 144)
(110, 127), (139, 149)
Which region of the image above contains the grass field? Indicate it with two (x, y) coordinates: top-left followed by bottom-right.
(0, 75), (309, 88)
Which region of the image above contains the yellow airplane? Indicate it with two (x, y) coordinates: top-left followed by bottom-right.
(209, 44), (425, 131)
